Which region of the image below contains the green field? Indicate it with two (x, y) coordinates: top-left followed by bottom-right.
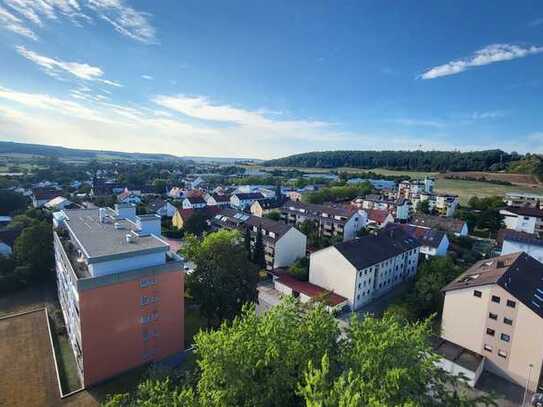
(435, 178), (543, 204)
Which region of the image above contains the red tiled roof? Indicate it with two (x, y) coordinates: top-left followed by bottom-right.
(366, 208), (391, 224)
(275, 274), (347, 306)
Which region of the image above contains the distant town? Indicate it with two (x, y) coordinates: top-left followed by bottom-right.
(1, 148), (543, 406)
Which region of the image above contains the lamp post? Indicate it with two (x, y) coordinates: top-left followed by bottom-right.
(523, 363), (534, 407)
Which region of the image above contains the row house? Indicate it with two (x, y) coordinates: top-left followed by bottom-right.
(203, 192), (231, 208)
(281, 201), (367, 241)
(52, 204), (184, 387)
(212, 208), (306, 271)
(440, 253), (543, 392)
(230, 192), (265, 210)
(309, 228), (421, 311)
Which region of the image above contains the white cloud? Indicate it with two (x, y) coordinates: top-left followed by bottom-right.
(0, 6), (37, 39)
(470, 110), (506, 120)
(87, 0), (156, 44)
(420, 44), (543, 79)
(16, 46), (121, 86)
(0, 0), (155, 43)
(393, 118), (445, 128)
(141, 74), (153, 80)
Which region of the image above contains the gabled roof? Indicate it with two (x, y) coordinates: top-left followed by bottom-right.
(282, 200), (356, 219)
(366, 209), (392, 224)
(499, 229), (543, 248)
(210, 193), (230, 203)
(387, 223), (446, 249)
(185, 196), (206, 205)
(233, 192), (265, 200)
(245, 215), (292, 238)
(213, 208), (293, 238)
(442, 252), (543, 319)
(331, 228), (420, 270)
(32, 188), (60, 201)
(411, 214), (466, 234)
(275, 274), (347, 306)
(501, 206), (543, 218)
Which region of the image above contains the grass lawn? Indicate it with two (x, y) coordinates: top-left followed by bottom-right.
(435, 178), (543, 204)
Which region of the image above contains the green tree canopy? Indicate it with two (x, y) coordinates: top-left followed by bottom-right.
(14, 220), (53, 280)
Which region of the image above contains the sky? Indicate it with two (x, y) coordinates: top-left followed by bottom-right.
(0, 1), (542, 159)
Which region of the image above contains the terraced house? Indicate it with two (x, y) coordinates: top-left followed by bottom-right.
(281, 201), (367, 241)
(52, 204), (184, 387)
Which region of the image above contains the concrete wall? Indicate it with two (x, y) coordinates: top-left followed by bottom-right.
(309, 247), (356, 304)
(273, 228), (307, 269)
(79, 268), (184, 387)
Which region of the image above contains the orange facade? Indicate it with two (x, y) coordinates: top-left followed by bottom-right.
(78, 270), (184, 386)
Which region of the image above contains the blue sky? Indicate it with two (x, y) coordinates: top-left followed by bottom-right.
(0, 0), (542, 159)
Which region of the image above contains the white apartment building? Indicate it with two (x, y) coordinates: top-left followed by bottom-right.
(500, 230), (543, 264)
(441, 252), (543, 392)
(309, 229), (420, 311)
(413, 193), (459, 217)
(500, 206), (543, 237)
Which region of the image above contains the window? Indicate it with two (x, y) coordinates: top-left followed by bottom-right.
(500, 333), (510, 342)
(473, 290), (482, 298)
(506, 300), (516, 308)
(498, 350), (507, 359)
(489, 312), (498, 320)
(486, 328), (495, 336)
(491, 295), (501, 303)
(140, 311), (159, 324)
(140, 278), (157, 288)
(503, 317), (513, 326)
(141, 296), (159, 306)
(484, 344), (492, 352)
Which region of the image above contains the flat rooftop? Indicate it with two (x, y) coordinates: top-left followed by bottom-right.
(63, 208), (168, 262)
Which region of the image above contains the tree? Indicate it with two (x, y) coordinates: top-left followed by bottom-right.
(183, 230), (258, 326)
(417, 199), (431, 214)
(243, 228), (251, 255)
(298, 313), (493, 406)
(13, 221), (54, 280)
(184, 211), (208, 236)
(0, 190), (27, 215)
(264, 211), (281, 221)
(252, 227), (265, 268)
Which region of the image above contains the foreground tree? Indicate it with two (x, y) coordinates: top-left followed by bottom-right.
(183, 230), (258, 326)
(14, 220), (53, 280)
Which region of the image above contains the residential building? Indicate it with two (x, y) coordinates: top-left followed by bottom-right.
(0, 227), (21, 257)
(281, 201), (368, 242)
(167, 186), (185, 199)
(250, 197), (285, 218)
(182, 196), (207, 209)
(500, 230), (543, 264)
(500, 206), (543, 237)
(256, 274), (348, 314)
(309, 228), (420, 310)
(410, 214), (469, 236)
(147, 199), (177, 218)
(45, 196), (73, 210)
(387, 223), (449, 257)
(398, 177), (435, 198)
(441, 253), (543, 392)
(351, 196), (410, 221)
(117, 189), (142, 205)
(366, 209), (395, 229)
(230, 192), (265, 210)
(171, 206), (219, 230)
(212, 208), (306, 271)
(504, 192), (543, 210)
(203, 193), (230, 208)
(412, 193), (459, 217)
(52, 204), (184, 387)
(91, 178), (124, 197)
(31, 187), (61, 208)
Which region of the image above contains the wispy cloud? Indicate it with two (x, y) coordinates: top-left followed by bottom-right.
(16, 46), (121, 86)
(0, 6), (37, 39)
(420, 43), (543, 79)
(141, 75), (153, 80)
(87, 0), (156, 44)
(0, 0), (156, 43)
(393, 118), (445, 128)
(470, 110), (506, 120)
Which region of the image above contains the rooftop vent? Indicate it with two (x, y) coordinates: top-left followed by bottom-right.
(126, 233), (137, 244)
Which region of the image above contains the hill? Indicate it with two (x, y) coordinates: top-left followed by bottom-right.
(264, 150), (521, 172)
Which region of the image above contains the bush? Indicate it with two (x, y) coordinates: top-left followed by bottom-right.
(288, 257), (309, 281)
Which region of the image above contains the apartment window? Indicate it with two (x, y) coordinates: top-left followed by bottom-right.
(486, 328), (495, 336)
(141, 296), (159, 306)
(484, 344), (492, 352)
(500, 333), (510, 343)
(498, 350), (507, 359)
(503, 317), (513, 326)
(140, 278), (157, 288)
(506, 300), (516, 308)
(143, 329), (159, 341)
(489, 312), (498, 320)
(473, 290), (482, 298)
(491, 295), (501, 303)
(140, 311), (159, 324)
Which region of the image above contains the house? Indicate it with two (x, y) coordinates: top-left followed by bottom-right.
(256, 275), (348, 314)
(440, 253), (543, 392)
(45, 196), (73, 211)
(499, 230), (543, 264)
(398, 177), (435, 198)
(171, 206), (219, 230)
(412, 193), (459, 217)
(309, 228), (420, 311)
(387, 223), (449, 257)
(52, 206), (184, 386)
(281, 201), (367, 242)
(500, 206), (543, 237)
(182, 196), (207, 210)
(286, 191), (303, 202)
(168, 186), (185, 199)
(250, 197), (285, 218)
(204, 193), (230, 208)
(351, 196), (410, 221)
(230, 192), (265, 210)
(366, 209), (395, 229)
(147, 199), (177, 218)
(31, 188), (61, 208)
(117, 189), (142, 205)
(212, 208), (307, 271)
(410, 214), (469, 236)
(189, 176), (204, 189)
(91, 178), (124, 197)
(504, 192), (543, 210)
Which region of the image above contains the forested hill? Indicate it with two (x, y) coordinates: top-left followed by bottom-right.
(264, 150), (521, 172)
